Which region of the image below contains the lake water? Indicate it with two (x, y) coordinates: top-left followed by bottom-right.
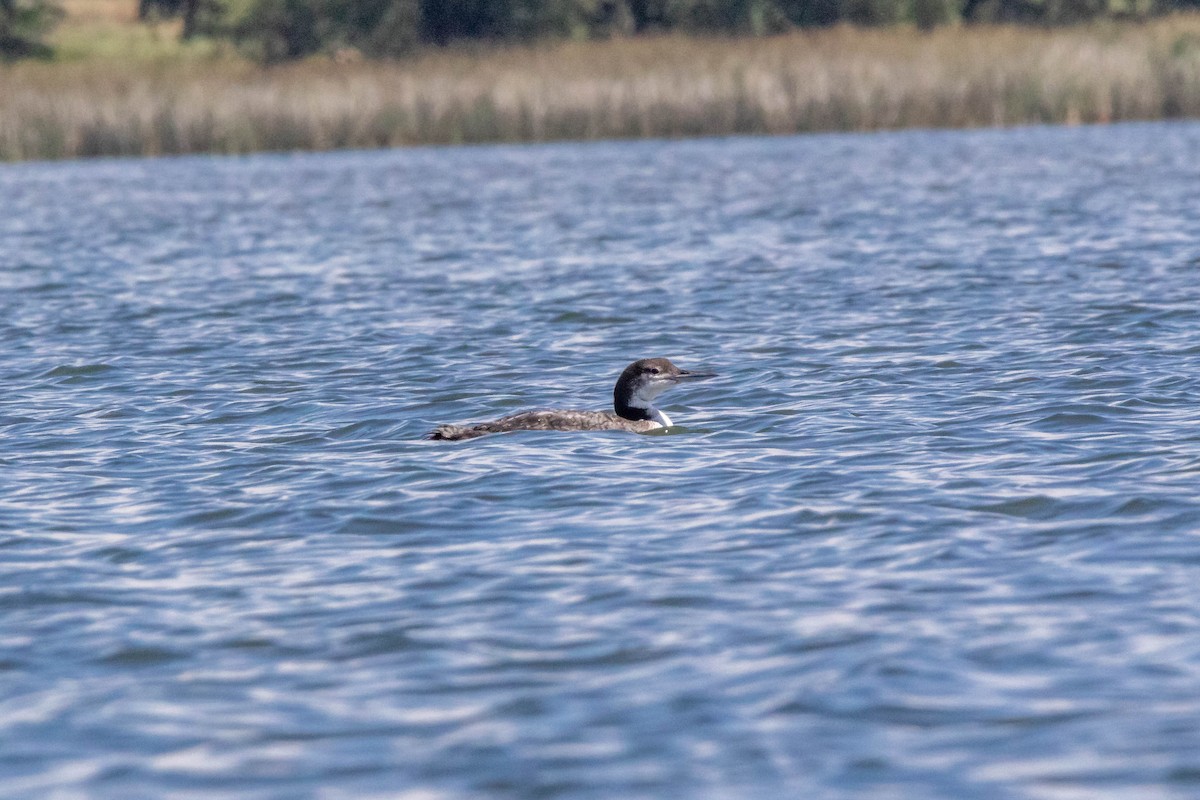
(3, 121), (1200, 799)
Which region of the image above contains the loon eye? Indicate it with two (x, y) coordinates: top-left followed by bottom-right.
(648, 367), (661, 375)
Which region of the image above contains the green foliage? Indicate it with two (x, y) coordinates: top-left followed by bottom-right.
(655, 0), (788, 33)
(139, 0), (187, 18)
(198, 0), (1200, 61)
(235, 0), (322, 59)
(1035, 0), (1112, 22)
(0, 0), (62, 59)
(912, 0), (960, 27)
(140, 0), (228, 39)
(774, 0), (842, 25)
(838, 0), (908, 24)
(421, 0), (601, 43)
(225, 0), (424, 59)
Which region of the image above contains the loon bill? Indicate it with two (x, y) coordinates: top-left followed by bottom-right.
(428, 357), (715, 441)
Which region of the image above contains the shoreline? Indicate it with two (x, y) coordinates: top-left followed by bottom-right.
(4, 16), (1200, 162)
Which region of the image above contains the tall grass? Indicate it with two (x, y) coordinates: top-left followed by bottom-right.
(4, 16), (1200, 160)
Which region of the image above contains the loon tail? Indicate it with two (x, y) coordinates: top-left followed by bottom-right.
(427, 424), (489, 441)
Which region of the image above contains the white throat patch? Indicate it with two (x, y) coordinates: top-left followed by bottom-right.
(633, 377), (674, 405)
(649, 408), (673, 428)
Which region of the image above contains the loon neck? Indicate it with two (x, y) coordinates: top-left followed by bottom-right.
(614, 398), (673, 428)
(614, 395), (651, 421)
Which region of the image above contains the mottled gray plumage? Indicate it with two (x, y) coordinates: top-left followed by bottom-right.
(428, 357), (714, 441)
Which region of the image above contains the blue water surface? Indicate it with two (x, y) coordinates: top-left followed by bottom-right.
(3, 122), (1200, 799)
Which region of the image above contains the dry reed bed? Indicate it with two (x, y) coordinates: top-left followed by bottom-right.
(4, 17), (1200, 160)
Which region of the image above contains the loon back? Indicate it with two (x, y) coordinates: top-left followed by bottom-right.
(430, 410), (661, 441)
(427, 357), (713, 441)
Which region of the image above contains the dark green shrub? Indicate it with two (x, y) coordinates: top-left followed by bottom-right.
(0, 0), (62, 60)
(912, 0), (960, 27)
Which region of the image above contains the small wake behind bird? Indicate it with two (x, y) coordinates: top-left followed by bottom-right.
(428, 358), (715, 441)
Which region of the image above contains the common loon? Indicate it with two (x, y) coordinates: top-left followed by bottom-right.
(428, 357), (715, 441)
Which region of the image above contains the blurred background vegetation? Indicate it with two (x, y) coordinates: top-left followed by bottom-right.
(158, 0), (1200, 59)
(4, 0), (1199, 61)
(1, 0), (62, 59)
(3, 1), (1199, 160)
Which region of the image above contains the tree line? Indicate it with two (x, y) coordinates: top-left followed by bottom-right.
(1, 0), (60, 58)
(4, 0), (1199, 61)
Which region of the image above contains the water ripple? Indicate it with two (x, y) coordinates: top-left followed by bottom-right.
(3, 123), (1200, 798)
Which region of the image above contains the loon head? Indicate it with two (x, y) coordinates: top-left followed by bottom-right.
(613, 357), (715, 425)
